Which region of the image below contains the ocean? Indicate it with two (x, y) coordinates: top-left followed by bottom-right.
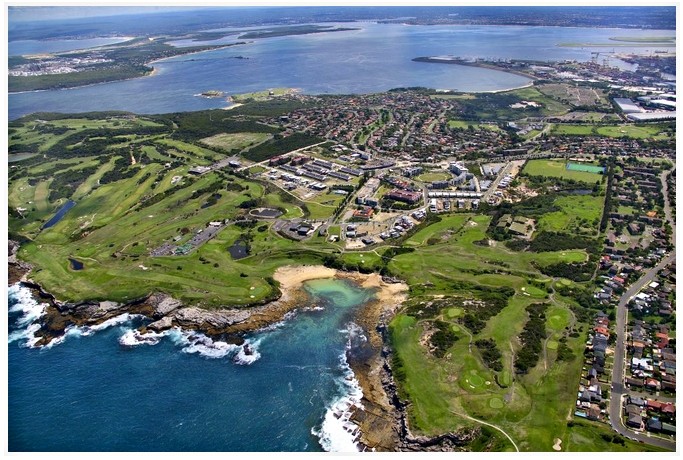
(8, 279), (375, 452)
(8, 22), (672, 120)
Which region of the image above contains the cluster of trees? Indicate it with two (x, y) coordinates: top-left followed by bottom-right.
(514, 303), (549, 374)
(158, 110), (278, 143)
(528, 231), (599, 253)
(242, 132), (324, 162)
(452, 92), (544, 121)
(599, 163), (615, 232)
(520, 173), (602, 193)
(321, 254), (379, 274)
(429, 320), (460, 358)
(403, 296), (454, 320)
(43, 125), (166, 159)
(229, 98), (316, 118)
(600, 433), (625, 446)
(460, 286), (515, 334)
(538, 261), (593, 282)
(556, 284), (602, 323)
(95, 160), (135, 187)
(238, 197), (261, 209)
(475, 338), (503, 371)
(555, 338), (576, 362)
(46, 164), (101, 202)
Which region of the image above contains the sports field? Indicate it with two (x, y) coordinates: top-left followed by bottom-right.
(566, 163), (604, 174)
(523, 159), (603, 183)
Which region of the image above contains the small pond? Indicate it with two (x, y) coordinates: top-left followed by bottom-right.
(228, 240), (249, 260)
(42, 200), (76, 229)
(249, 208), (283, 219)
(68, 258), (84, 270)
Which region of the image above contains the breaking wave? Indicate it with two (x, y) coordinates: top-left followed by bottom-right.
(312, 321), (366, 452)
(8, 283), (48, 347)
(232, 338), (262, 365)
(118, 326), (263, 364)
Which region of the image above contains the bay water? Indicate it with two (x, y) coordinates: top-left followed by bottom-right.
(8, 278), (375, 452)
(8, 23), (673, 120)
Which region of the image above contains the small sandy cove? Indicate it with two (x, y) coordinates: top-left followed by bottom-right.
(273, 264), (407, 305)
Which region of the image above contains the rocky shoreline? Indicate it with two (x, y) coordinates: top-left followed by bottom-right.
(346, 274), (479, 452)
(8, 252), (477, 451)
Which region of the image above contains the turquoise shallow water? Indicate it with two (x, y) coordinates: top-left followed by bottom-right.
(8, 278), (375, 452)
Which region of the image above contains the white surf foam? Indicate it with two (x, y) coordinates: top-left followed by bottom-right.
(257, 309), (299, 333)
(169, 329), (240, 359)
(8, 283), (49, 347)
(232, 338), (262, 365)
(8, 283), (48, 328)
(85, 313), (144, 334)
(118, 328), (169, 347)
(313, 321), (366, 453)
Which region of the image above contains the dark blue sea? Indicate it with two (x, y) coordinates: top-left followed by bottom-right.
(8, 279), (374, 452)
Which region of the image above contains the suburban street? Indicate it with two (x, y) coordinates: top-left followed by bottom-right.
(608, 250), (676, 449)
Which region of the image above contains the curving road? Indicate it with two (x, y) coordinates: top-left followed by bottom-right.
(608, 167), (676, 450)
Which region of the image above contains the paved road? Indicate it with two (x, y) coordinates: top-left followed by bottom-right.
(481, 162), (514, 202)
(608, 250), (676, 450)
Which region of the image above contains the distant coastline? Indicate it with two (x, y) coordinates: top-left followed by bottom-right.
(412, 56), (537, 80)
(8, 42), (248, 94)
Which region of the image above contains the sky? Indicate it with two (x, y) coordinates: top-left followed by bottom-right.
(9, 1), (663, 23)
(7, 6), (213, 23)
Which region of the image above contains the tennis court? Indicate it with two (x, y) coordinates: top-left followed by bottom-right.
(566, 162), (605, 174)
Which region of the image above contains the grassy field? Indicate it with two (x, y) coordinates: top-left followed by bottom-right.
(537, 83), (608, 107)
(416, 171), (452, 182)
(537, 194), (605, 235)
(523, 159), (604, 184)
(552, 124), (595, 136)
(8, 116), (164, 154)
(448, 120), (502, 131)
(595, 125), (670, 140)
(382, 203), (623, 450)
(16, 169), (338, 306)
(391, 214), (587, 294)
(552, 123), (672, 140)
(199, 132), (272, 152)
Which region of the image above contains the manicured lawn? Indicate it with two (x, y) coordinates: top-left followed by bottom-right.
(199, 132), (272, 151)
(393, 214), (588, 287)
(595, 124), (671, 140)
(551, 123), (671, 140)
(416, 171), (452, 182)
(523, 159), (604, 184)
(564, 420), (670, 452)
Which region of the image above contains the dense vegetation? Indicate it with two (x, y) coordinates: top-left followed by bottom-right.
(514, 303), (549, 374)
(429, 320), (460, 358)
(475, 338), (504, 371)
